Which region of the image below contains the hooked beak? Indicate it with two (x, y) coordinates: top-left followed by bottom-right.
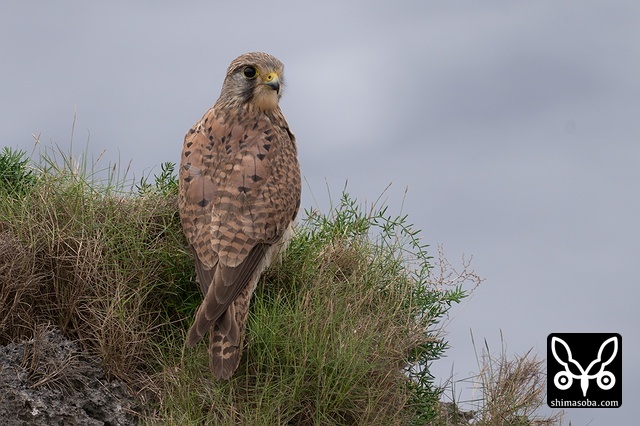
(263, 72), (280, 94)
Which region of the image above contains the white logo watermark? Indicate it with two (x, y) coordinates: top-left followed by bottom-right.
(551, 336), (618, 397)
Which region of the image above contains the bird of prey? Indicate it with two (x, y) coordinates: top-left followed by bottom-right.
(178, 52), (301, 379)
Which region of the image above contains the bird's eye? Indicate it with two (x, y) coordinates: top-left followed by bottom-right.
(243, 66), (257, 79)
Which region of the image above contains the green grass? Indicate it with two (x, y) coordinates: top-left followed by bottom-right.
(0, 144), (561, 425)
(0, 148), (189, 387)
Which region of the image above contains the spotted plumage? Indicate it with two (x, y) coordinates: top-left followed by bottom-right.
(178, 52), (301, 379)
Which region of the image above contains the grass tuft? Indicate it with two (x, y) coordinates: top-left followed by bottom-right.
(470, 333), (564, 426)
(0, 144), (193, 390)
(0, 144), (559, 424)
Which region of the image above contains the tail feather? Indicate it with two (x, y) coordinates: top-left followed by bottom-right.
(187, 230), (290, 378)
(208, 298), (250, 379)
(209, 323), (241, 379)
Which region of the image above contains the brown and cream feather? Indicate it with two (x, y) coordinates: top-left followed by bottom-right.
(178, 52), (301, 379)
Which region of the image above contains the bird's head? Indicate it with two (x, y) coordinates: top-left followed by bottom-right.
(218, 52), (285, 112)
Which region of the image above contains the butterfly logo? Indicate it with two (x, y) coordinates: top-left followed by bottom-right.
(551, 336), (618, 397)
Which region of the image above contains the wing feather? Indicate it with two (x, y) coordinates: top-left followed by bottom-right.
(179, 105), (300, 348)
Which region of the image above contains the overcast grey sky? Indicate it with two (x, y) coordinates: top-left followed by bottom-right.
(2, 2), (638, 424)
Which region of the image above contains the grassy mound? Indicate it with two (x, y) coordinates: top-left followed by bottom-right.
(0, 145), (470, 424)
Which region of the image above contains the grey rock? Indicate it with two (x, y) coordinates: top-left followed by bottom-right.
(0, 328), (137, 425)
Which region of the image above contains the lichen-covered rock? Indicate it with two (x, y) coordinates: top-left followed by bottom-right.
(0, 328), (137, 425)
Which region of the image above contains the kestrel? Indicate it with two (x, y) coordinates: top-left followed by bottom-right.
(178, 52), (301, 379)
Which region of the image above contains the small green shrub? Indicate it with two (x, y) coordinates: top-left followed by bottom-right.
(0, 147), (37, 197)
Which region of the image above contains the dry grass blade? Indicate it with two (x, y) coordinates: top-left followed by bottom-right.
(20, 325), (94, 392)
(470, 331), (564, 426)
(0, 230), (47, 342)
